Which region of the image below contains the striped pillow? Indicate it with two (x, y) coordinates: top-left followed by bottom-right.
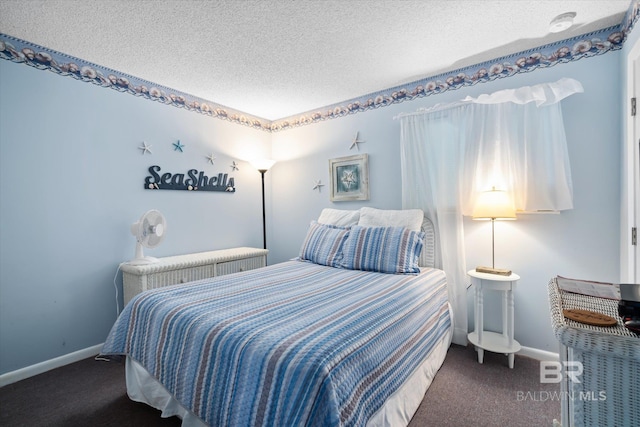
(340, 225), (424, 274)
(299, 221), (350, 267)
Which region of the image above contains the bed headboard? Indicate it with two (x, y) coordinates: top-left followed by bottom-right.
(419, 216), (436, 268)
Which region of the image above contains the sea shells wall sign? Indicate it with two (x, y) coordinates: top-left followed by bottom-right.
(144, 165), (235, 193)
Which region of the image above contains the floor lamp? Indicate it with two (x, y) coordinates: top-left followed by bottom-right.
(250, 159), (276, 249)
(472, 187), (516, 275)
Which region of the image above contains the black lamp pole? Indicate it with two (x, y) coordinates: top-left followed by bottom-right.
(251, 158), (275, 251)
(258, 169), (267, 249)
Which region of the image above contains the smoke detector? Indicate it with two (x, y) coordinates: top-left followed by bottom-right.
(549, 12), (576, 33)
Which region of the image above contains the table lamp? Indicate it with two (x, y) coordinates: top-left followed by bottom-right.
(472, 187), (516, 275)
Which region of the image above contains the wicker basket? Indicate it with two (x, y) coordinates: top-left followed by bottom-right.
(548, 279), (640, 427)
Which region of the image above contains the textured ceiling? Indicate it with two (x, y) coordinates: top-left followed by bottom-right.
(0, 0), (631, 120)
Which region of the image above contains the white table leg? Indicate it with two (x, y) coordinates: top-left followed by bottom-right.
(476, 281), (484, 364)
(502, 289), (508, 341)
(476, 281), (483, 344)
(507, 287), (515, 368)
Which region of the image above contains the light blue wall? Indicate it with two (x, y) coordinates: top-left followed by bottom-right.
(0, 59), (271, 374)
(269, 52), (622, 353)
(0, 28), (628, 375)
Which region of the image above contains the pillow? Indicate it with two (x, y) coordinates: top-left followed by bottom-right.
(317, 208), (360, 227)
(358, 207), (424, 232)
(299, 221), (350, 267)
(340, 225), (424, 274)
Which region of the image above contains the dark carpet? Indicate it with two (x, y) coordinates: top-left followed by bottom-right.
(0, 344), (560, 426)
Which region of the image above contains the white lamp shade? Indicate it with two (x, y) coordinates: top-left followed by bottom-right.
(249, 158), (276, 172)
(472, 188), (516, 220)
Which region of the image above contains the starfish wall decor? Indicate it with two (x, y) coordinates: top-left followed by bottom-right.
(349, 131), (365, 150)
(138, 141), (152, 155)
(173, 140), (185, 152)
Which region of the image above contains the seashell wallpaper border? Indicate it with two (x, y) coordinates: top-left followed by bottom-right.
(0, 1), (638, 133)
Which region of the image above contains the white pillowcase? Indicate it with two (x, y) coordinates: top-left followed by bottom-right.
(317, 208), (360, 227)
(358, 207), (424, 232)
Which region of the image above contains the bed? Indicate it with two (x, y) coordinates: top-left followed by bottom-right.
(101, 208), (452, 427)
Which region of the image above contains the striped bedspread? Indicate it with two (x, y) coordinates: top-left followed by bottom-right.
(102, 260), (450, 427)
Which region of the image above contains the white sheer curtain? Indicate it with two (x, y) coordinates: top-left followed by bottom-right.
(400, 107), (470, 345)
(398, 78), (583, 346)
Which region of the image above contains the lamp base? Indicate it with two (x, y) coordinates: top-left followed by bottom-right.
(475, 266), (513, 276)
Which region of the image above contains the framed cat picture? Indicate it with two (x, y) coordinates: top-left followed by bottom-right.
(329, 154), (369, 202)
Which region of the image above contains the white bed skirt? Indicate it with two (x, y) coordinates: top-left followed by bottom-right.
(125, 303), (453, 427)
(126, 356), (208, 427)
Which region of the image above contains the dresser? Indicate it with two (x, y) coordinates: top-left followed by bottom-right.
(121, 247), (268, 305)
(548, 279), (640, 427)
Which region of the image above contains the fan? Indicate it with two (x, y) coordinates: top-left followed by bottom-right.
(129, 210), (167, 265)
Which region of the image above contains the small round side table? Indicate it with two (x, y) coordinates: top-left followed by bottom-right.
(467, 269), (521, 368)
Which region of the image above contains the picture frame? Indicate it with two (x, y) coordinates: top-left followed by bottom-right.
(329, 154), (369, 202)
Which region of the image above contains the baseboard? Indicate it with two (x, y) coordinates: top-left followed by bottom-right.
(517, 345), (559, 362)
(451, 327), (468, 346)
(0, 343), (104, 387)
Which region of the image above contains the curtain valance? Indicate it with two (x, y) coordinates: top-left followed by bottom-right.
(396, 77), (584, 117)
(463, 77), (584, 106)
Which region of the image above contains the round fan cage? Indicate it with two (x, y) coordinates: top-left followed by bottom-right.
(129, 209), (166, 265)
